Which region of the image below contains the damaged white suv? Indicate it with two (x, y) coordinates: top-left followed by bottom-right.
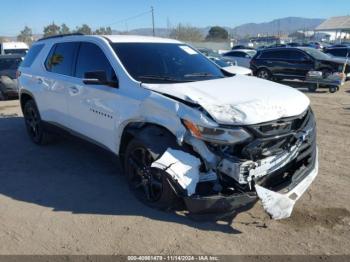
(18, 34), (318, 219)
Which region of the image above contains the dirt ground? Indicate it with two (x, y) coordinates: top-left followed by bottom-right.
(0, 82), (349, 255)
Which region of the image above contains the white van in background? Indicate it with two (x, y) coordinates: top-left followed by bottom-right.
(0, 42), (29, 55)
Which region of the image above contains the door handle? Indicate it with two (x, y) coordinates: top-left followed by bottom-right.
(69, 86), (79, 94)
(37, 78), (43, 84)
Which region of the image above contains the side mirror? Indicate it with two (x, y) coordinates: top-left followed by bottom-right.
(83, 71), (118, 88)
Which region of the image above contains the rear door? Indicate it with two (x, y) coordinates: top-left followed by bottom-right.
(66, 41), (120, 149)
(41, 42), (79, 126)
(258, 50), (288, 76)
(284, 50), (314, 78)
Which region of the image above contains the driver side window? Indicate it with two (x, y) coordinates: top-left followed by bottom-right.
(75, 42), (116, 82)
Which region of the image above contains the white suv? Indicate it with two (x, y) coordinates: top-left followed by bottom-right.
(18, 34), (318, 219)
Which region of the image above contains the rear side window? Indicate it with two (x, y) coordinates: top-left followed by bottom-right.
(259, 50), (288, 59)
(75, 42), (116, 81)
(287, 50), (308, 60)
(21, 44), (44, 67)
(45, 42), (79, 76)
(326, 49), (348, 57)
(226, 51), (243, 57)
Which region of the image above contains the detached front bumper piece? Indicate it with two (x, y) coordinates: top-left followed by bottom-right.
(256, 148), (318, 219)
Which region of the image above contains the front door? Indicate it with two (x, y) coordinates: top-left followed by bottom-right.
(66, 42), (120, 150)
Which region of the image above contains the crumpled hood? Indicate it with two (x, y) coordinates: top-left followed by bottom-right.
(142, 75), (310, 125)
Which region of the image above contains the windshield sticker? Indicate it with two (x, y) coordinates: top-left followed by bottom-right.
(179, 46), (198, 55)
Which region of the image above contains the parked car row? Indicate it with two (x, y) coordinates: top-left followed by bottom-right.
(250, 47), (349, 92)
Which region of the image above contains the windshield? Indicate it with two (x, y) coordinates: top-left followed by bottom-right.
(4, 49), (28, 55)
(111, 43), (225, 83)
(300, 48), (331, 60)
(246, 50), (257, 57)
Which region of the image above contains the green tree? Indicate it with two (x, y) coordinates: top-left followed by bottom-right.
(169, 23), (203, 42)
(75, 24), (92, 35)
(206, 26), (229, 41)
(60, 23), (70, 34)
(17, 26), (33, 43)
(94, 26), (112, 35)
(43, 22), (60, 37)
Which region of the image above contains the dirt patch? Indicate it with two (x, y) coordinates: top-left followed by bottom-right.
(282, 208), (350, 229)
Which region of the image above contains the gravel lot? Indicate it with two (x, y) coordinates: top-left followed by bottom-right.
(0, 82), (349, 255)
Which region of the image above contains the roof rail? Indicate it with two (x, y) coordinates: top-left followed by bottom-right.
(38, 33), (85, 42)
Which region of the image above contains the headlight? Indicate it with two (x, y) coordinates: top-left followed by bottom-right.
(182, 119), (252, 145)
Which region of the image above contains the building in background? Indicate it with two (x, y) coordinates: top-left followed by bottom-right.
(315, 16), (350, 42)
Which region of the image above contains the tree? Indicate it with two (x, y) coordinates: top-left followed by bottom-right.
(60, 23), (70, 35)
(43, 22), (60, 37)
(94, 26), (112, 35)
(75, 24), (92, 35)
(206, 26), (229, 41)
(169, 24), (203, 42)
(17, 26), (33, 43)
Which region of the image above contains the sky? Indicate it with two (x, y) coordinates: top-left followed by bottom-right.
(1, 0), (349, 36)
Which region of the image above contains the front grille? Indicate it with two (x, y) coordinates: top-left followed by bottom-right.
(241, 109), (313, 160)
(209, 108), (315, 162)
(247, 109), (310, 137)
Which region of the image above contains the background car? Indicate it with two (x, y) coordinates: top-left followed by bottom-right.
(0, 54), (23, 100)
(209, 57), (252, 75)
(0, 42), (29, 55)
(231, 45), (255, 50)
(324, 47), (350, 58)
(197, 48), (252, 75)
(222, 49), (257, 68)
(250, 47), (350, 81)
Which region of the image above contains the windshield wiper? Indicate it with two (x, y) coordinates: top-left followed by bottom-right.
(184, 72), (217, 78)
(138, 75), (190, 83)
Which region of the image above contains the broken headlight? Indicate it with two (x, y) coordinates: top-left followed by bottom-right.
(183, 119), (252, 145)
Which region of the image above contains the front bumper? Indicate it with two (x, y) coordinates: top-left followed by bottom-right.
(183, 109), (318, 218)
(183, 150), (317, 218)
(255, 148), (318, 219)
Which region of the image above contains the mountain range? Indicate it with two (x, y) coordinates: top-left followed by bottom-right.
(114, 17), (325, 38)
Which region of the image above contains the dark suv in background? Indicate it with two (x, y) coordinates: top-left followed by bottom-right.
(324, 47), (350, 59)
(250, 47), (349, 81)
(0, 54), (23, 100)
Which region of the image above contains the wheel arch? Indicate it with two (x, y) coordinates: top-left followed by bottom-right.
(255, 66), (272, 77)
(118, 122), (181, 160)
(19, 90), (36, 113)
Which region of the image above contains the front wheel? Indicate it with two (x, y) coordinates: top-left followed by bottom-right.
(124, 138), (178, 210)
(256, 68), (271, 80)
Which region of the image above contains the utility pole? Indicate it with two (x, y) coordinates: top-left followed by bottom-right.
(151, 6), (155, 36)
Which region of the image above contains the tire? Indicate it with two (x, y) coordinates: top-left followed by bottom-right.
(124, 138), (179, 210)
(308, 84), (318, 92)
(0, 91), (5, 101)
(23, 100), (52, 145)
(256, 68), (272, 80)
(329, 86), (337, 93)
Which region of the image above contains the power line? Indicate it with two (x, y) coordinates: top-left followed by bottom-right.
(102, 10), (152, 27)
